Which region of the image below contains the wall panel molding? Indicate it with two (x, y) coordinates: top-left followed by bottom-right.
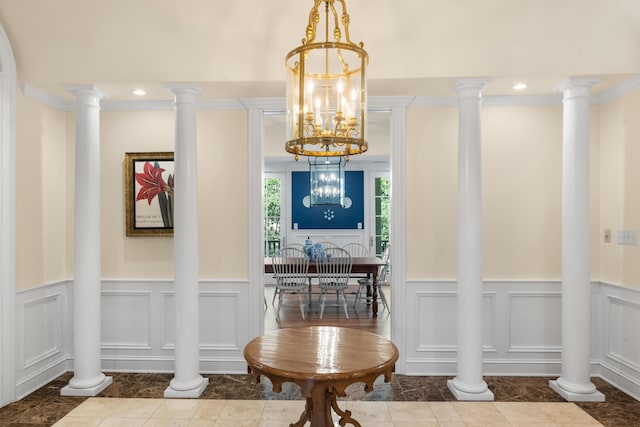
(15, 281), (71, 400)
(596, 282), (640, 399)
(405, 280), (565, 376)
(99, 279), (251, 373)
(12, 279), (640, 402)
(506, 291), (562, 353)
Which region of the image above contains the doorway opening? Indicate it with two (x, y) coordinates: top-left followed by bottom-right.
(261, 111), (392, 337)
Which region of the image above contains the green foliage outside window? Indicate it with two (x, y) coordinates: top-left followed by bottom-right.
(375, 177), (390, 256)
(264, 178), (281, 256)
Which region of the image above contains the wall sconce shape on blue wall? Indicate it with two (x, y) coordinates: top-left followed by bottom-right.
(309, 156), (346, 207)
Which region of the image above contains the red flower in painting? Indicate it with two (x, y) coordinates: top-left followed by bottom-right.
(135, 162), (168, 205)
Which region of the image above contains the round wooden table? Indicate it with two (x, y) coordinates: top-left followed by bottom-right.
(243, 326), (399, 427)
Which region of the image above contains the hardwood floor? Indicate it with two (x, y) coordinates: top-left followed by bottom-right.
(264, 283), (391, 337)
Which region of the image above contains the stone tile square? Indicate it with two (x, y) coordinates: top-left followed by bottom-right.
(450, 402), (509, 423)
(494, 401), (553, 423)
(216, 399), (265, 421)
(538, 402), (602, 424)
(65, 397), (125, 418)
(149, 399), (202, 420)
(388, 401), (437, 422)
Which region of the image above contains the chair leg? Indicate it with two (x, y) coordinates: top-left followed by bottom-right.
(340, 290), (349, 319)
(354, 280), (369, 311)
(319, 291), (326, 320)
(275, 290), (284, 322)
(379, 286), (390, 313)
(271, 287), (279, 306)
(298, 292), (307, 320)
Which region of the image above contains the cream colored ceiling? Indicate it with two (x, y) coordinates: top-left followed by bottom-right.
(0, 0), (639, 100)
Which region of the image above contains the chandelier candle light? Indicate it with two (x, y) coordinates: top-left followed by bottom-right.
(285, 0), (369, 161)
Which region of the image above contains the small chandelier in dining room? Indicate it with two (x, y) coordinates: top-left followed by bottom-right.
(308, 156), (346, 206)
(285, 0), (369, 162)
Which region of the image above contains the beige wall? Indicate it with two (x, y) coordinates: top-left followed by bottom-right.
(482, 105), (564, 280)
(406, 103), (601, 281)
(599, 90), (640, 288)
(406, 106), (458, 280)
(99, 109), (248, 280)
(15, 90), (640, 290)
(15, 92), (70, 290)
(100, 110), (175, 279)
(195, 110), (248, 280)
(15, 104), (249, 289)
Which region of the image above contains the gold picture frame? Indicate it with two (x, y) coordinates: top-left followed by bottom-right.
(124, 152), (174, 237)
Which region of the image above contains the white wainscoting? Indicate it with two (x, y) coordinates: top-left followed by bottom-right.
(403, 281), (564, 376)
(15, 281), (72, 399)
(13, 279), (640, 402)
(100, 279), (252, 373)
(594, 282), (640, 400)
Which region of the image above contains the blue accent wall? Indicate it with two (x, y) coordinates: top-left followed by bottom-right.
(292, 171), (364, 229)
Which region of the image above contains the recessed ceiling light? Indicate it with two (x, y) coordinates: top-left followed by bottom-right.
(132, 89), (146, 96)
(512, 83), (528, 91)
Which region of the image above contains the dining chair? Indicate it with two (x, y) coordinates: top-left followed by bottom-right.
(271, 243), (307, 306)
(286, 243), (305, 250)
(342, 242), (369, 257)
(355, 245), (391, 313)
(272, 247), (310, 321)
(317, 247), (352, 319)
(342, 242), (370, 288)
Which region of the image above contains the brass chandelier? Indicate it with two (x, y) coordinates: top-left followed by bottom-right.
(285, 0), (369, 161)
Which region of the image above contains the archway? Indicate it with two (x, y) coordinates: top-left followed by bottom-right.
(0, 20), (17, 407)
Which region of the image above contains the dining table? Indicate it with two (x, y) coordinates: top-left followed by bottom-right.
(244, 326), (399, 427)
(265, 256), (387, 317)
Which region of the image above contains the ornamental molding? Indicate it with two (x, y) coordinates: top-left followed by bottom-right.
(18, 76), (640, 112)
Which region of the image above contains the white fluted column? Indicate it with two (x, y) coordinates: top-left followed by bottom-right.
(164, 84), (208, 398)
(447, 79), (494, 401)
(61, 85), (112, 396)
(549, 78), (604, 402)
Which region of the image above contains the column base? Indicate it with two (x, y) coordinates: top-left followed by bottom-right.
(164, 376), (209, 398)
(447, 379), (494, 401)
(549, 380), (605, 402)
(61, 376), (112, 397)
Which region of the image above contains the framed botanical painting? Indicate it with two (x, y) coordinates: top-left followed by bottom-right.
(124, 152), (174, 236)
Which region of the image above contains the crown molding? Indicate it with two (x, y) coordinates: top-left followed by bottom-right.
(410, 96), (457, 107)
(101, 100), (174, 111)
(240, 97), (285, 111)
(100, 98), (245, 111)
(595, 75), (640, 104)
(20, 76), (640, 112)
(411, 94), (563, 107)
(483, 94), (562, 106)
(19, 83), (72, 111)
(369, 96), (415, 109)
(198, 98), (246, 110)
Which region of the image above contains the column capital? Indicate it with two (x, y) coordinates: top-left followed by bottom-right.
(453, 78), (490, 99)
(64, 85), (108, 107)
(165, 83), (203, 101)
(554, 77), (600, 100)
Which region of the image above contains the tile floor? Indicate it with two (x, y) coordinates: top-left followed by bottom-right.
(1, 373), (639, 426)
(53, 398), (604, 426)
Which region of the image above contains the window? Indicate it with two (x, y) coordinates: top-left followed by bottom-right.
(264, 176), (282, 256)
(374, 176), (390, 257)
